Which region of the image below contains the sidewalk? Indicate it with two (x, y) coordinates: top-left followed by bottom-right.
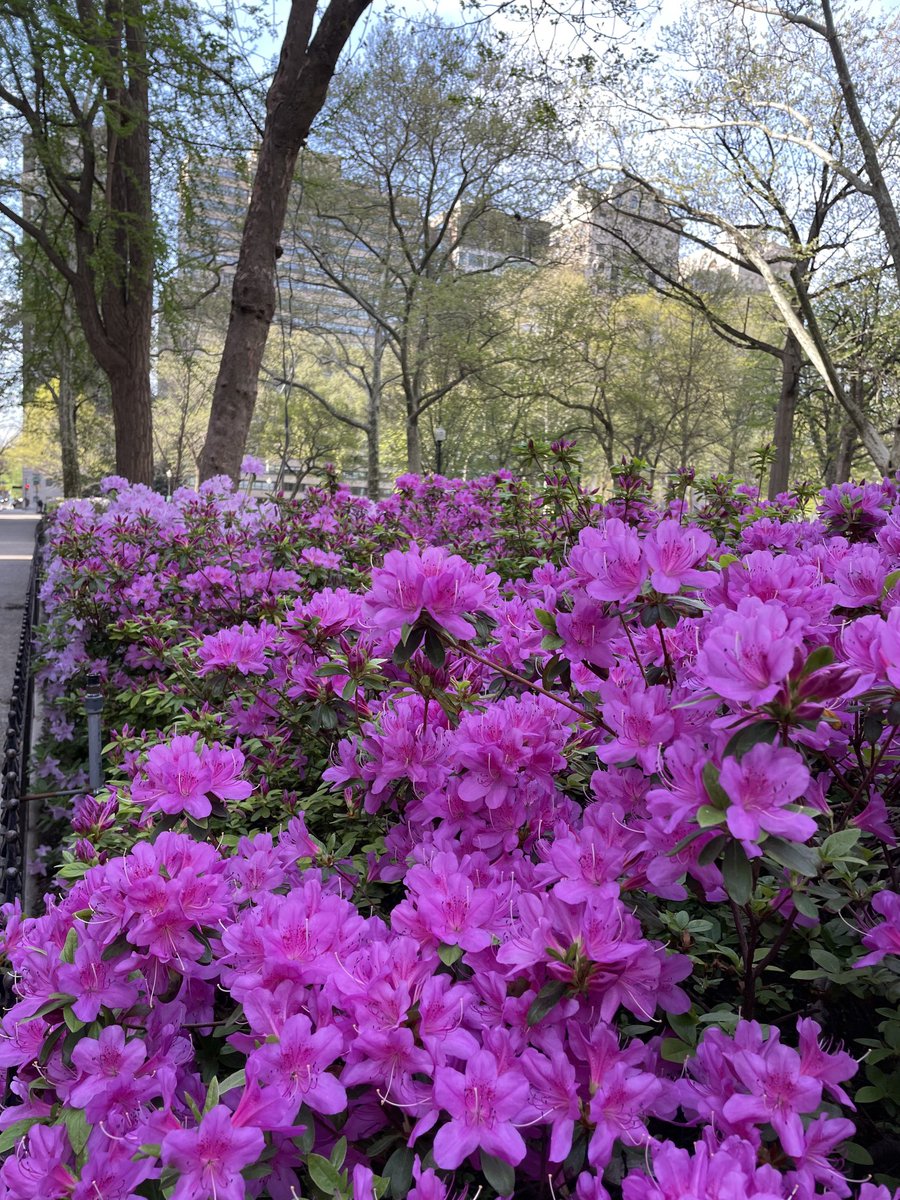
(0, 513), (40, 709)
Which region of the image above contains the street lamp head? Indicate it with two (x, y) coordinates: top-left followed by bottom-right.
(434, 426), (446, 443)
(166, 468), (172, 479)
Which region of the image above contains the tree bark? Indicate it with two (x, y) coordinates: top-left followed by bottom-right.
(92, 0), (155, 483)
(834, 419), (857, 483)
(199, 0), (373, 484)
(108, 350), (155, 485)
(817, 0), (900, 293)
(366, 406), (381, 499)
(366, 328), (384, 499)
(2, 0), (156, 484)
(54, 351), (81, 498)
(768, 330), (802, 498)
(406, 415), (422, 475)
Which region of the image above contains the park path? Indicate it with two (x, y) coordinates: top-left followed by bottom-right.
(0, 513), (40, 711)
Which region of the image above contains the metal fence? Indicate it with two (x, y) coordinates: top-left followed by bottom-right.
(0, 520), (42, 923)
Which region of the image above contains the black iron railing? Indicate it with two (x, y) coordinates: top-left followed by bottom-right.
(0, 521), (43, 921)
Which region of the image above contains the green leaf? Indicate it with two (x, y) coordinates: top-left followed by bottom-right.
(383, 1146), (415, 1198)
(809, 945), (843, 974)
(527, 979), (568, 1027)
(792, 892), (819, 921)
(392, 624), (426, 666)
(764, 837), (819, 877)
(437, 943), (463, 967)
(882, 568), (900, 599)
(32, 993), (74, 1020)
(722, 721), (779, 760)
(60, 928), (78, 964)
(697, 806), (727, 828)
(307, 1153), (343, 1195)
(697, 834), (728, 865)
(660, 1037), (692, 1064)
(203, 1076), (220, 1114)
(561, 1130), (587, 1178)
(799, 645), (835, 678)
(723, 840), (753, 905)
(854, 1085), (885, 1103)
(668, 1010), (698, 1046)
(38, 1023), (65, 1067)
(480, 1151), (515, 1196)
(423, 628), (446, 670)
(0, 1117), (45, 1154)
(534, 608), (557, 631)
(61, 1107), (90, 1156)
(839, 1141), (873, 1165)
(668, 827), (706, 856)
(330, 1137), (347, 1170)
(821, 829), (862, 861)
(63, 1007), (85, 1033)
(657, 604), (678, 628)
(701, 762), (729, 808)
(295, 1105), (316, 1154)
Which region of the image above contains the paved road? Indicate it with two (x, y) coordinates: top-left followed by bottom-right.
(0, 513), (40, 709)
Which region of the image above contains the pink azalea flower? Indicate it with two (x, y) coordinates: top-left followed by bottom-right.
(364, 544), (498, 640)
(557, 597), (617, 667)
(643, 520), (716, 593)
(856, 891), (900, 967)
(197, 621), (272, 676)
(621, 1135), (785, 1200)
(57, 931), (140, 1021)
(832, 544), (887, 607)
(161, 1106), (265, 1200)
(431, 1050), (529, 1168)
(696, 597), (806, 707)
(0, 1125), (74, 1200)
(568, 519), (648, 603)
(718, 744), (815, 846)
(248, 1014), (346, 1114)
(723, 1041), (823, 1157)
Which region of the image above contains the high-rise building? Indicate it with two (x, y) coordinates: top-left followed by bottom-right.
(680, 234), (792, 294)
(546, 180), (682, 288)
(180, 154), (555, 340)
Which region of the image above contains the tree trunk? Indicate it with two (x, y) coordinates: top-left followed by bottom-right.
(108, 354), (155, 486)
(818, 0), (900, 294)
(199, 0), (373, 484)
(55, 351), (81, 498)
(366, 418), (380, 499)
(94, 0), (155, 485)
(768, 331), (802, 499)
(406, 416), (422, 474)
(834, 420), (857, 483)
(366, 330), (383, 499)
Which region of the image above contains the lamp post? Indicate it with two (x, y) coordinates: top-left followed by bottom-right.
(434, 426), (446, 475)
(165, 468), (172, 500)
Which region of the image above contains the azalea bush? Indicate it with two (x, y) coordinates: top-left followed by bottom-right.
(3, 450), (900, 1200)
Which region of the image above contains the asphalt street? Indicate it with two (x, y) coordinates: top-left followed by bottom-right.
(0, 513), (40, 710)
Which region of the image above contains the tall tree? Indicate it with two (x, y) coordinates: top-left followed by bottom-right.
(198, 0), (374, 484)
(739, 0), (900, 290)
(0, 0), (251, 485)
(0, 0), (156, 481)
(593, 0), (900, 478)
(276, 19), (568, 475)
